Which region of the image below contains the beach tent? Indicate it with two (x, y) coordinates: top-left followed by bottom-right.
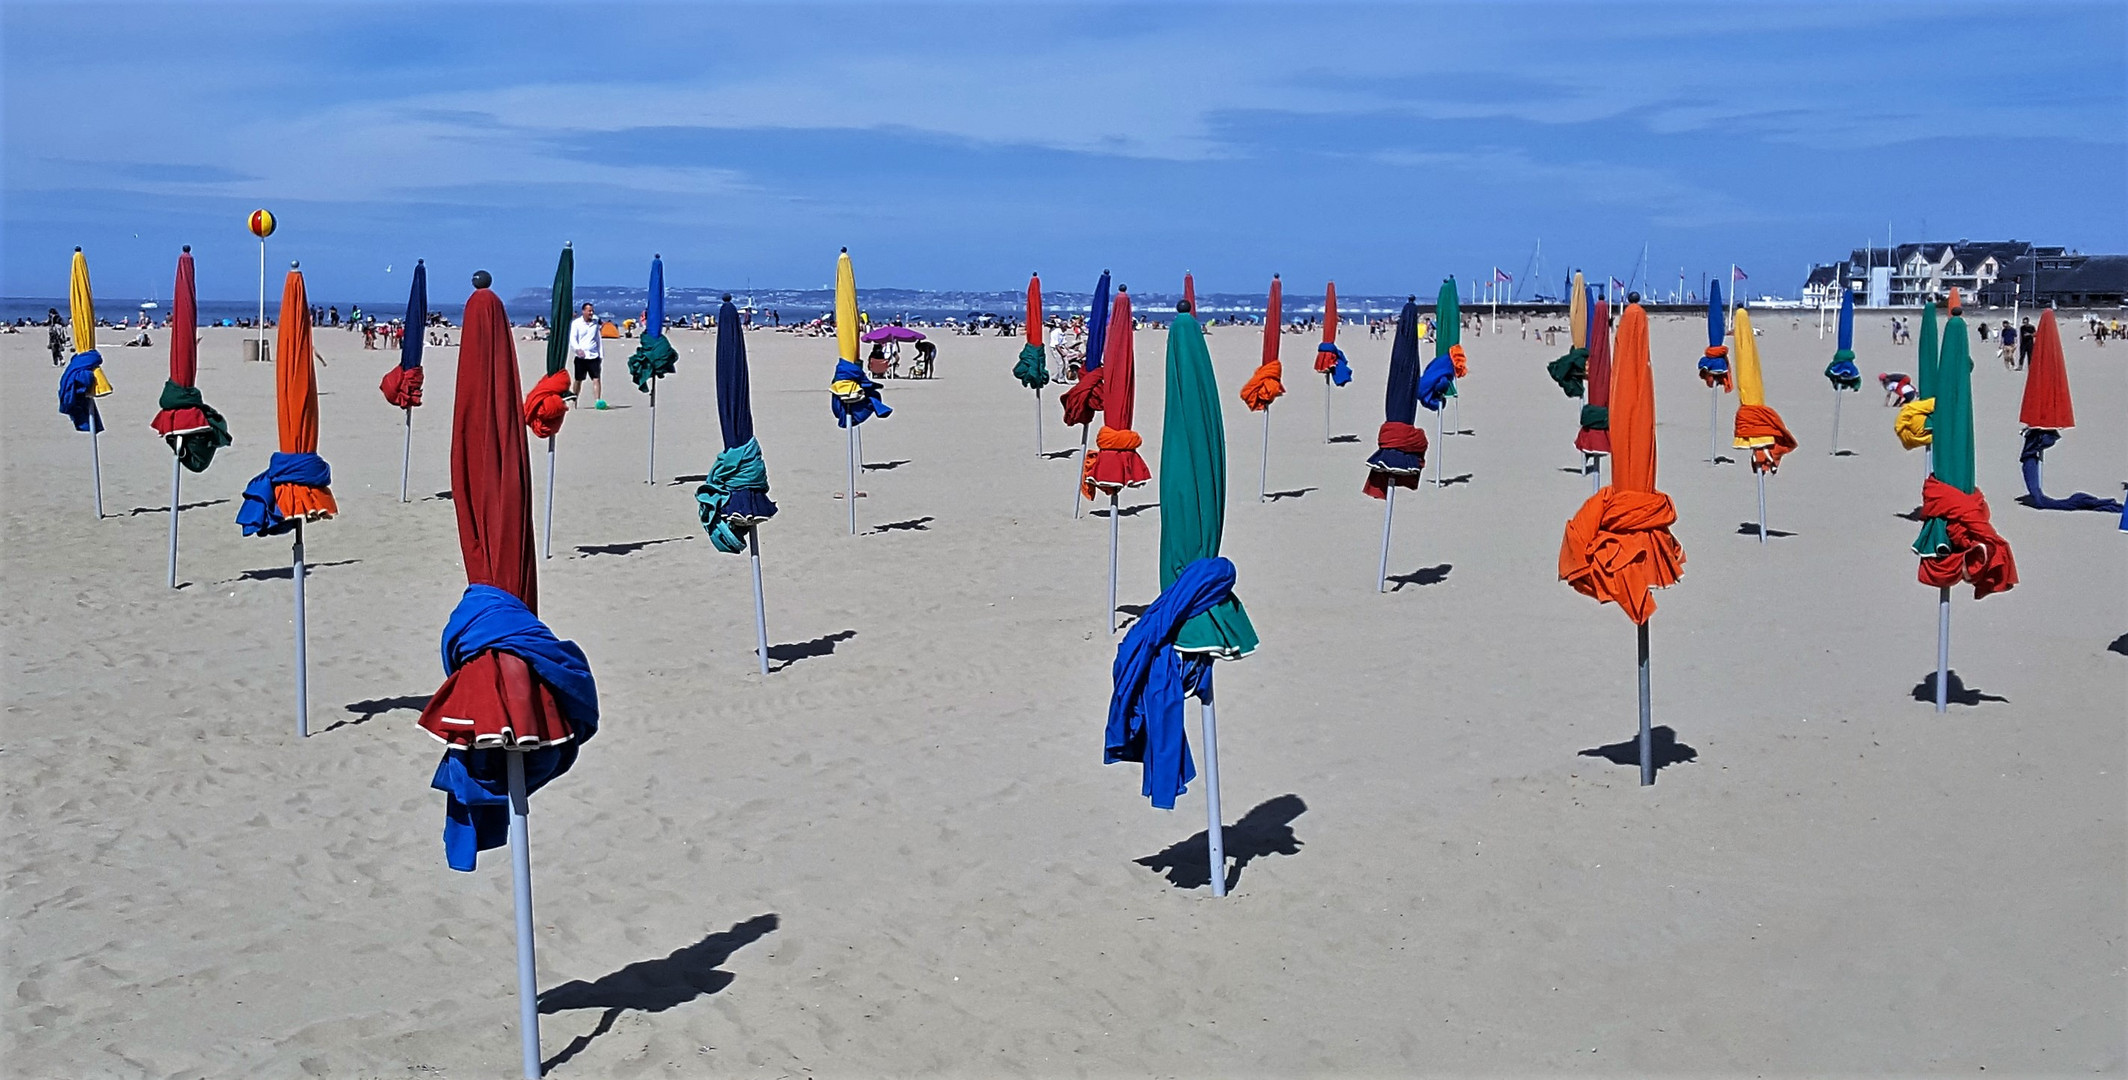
(1313, 281), (1351, 442)
(697, 295), (782, 673)
(235, 263), (336, 738)
(416, 274), (599, 1079)
(1546, 271), (1590, 398)
(1914, 296), (2016, 712)
(1365, 298), (1427, 591)
(829, 249), (891, 534)
(1238, 274), (1286, 500)
(1558, 299), (1683, 784)
(524, 244), (574, 559)
(382, 260), (428, 502)
(2016, 310), (2119, 512)
(1015, 273), (1050, 455)
(152, 247), (230, 587)
(1824, 287), (1861, 452)
(1104, 304), (1258, 896)
(1084, 286), (1150, 631)
(1732, 307), (1798, 541)
(57, 247), (114, 517)
(1575, 297), (1613, 488)
(627, 255), (679, 484)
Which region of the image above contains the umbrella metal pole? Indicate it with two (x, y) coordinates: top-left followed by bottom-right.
(505, 751), (543, 1080)
(647, 382), (657, 485)
(1258, 406), (1271, 502)
(1107, 492), (1120, 633)
(1034, 389), (1043, 458)
(1072, 426), (1089, 519)
(1830, 390), (1843, 455)
(542, 436), (555, 559)
(1936, 587), (1951, 714)
(1435, 409), (1445, 487)
(293, 521), (309, 738)
(1453, 395), (1461, 437)
(1756, 469), (1768, 544)
(168, 454), (181, 589)
(1323, 373), (1332, 443)
(1637, 620), (1653, 786)
(1377, 484), (1395, 593)
(1707, 386), (1718, 464)
(90, 425), (104, 518)
(847, 424), (858, 535)
(1200, 691), (1227, 898)
(1587, 454), (1600, 495)
(748, 528), (771, 676)
(400, 408), (413, 502)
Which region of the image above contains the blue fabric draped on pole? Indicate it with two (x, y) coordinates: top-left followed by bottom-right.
(1318, 342), (1351, 385)
(830, 359), (892, 426)
(1105, 556), (1238, 810)
(58, 350), (105, 432)
(1417, 355), (1456, 412)
(1699, 281), (1730, 385)
(236, 451), (332, 536)
(2019, 429), (2122, 513)
(401, 263), (427, 371)
(1085, 271), (1112, 373)
(696, 438), (776, 551)
(646, 257), (665, 339)
(1826, 288), (1860, 390)
(430, 584), (600, 871)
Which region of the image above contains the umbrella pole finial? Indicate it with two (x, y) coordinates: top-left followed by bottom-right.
(505, 751), (543, 1080)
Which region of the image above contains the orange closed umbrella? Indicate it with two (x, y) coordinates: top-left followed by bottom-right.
(1239, 274), (1285, 500)
(1558, 300), (1683, 785)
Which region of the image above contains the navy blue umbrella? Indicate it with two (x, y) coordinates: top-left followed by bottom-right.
(697, 296), (779, 673)
(1365, 299), (1427, 590)
(384, 260), (428, 501)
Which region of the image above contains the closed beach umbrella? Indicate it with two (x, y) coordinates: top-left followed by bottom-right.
(57, 247), (112, 516)
(696, 295), (781, 673)
(1896, 297), (1942, 453)
(1574, 297), (1613, 483)
(1546, 271), (1590, 397)
(1085, 286), (1149, 631)
(1824, 286), (1860, 453)
(1062, 270), (1112, 517)
(1313, 281), (1349, 442)
(1238, 275), (1285, 499)
(416, 275), (599, 1078)
(235, 263), (336, 737)
(152, 247), (230, 587)
(2015, 310), (2117, 511)
(382, 260), (428, 502)
(1731, 307), (1798, 540)
(627, 255), (679, 484)
(1417, 279), (1462, 483)
(1015, 273), (1050, 455)
(829, 249), (890, 533)
(1913, 297), (2018, 711)
(1364, 298), (1427, 591)
(1182, 272), (1196, 318)
(1102, 305), (1257, 896)
(1698, 279), (1732, 390)
(1557, 300), (1684, 784)
(524, 244), (574, 559)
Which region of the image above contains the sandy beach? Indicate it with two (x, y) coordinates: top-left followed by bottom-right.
(3, 307), (2122, 1077)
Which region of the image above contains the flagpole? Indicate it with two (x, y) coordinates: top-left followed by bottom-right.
(1637, 620), (1653, 786)
(293, 519), (309, 738)
(1376, 483), (1395, 593)
(1935, 587), (1951, 713)
(505, 750), (543, 1080)
(1258, 404), (1271, 502)
(1107, 491), (1120, 633)
(1200, 689), (1227, 898)
(749, 527), (771, 676)
(542, 436), (555, 558)
(400, 407), (413, 502)
(168, 452), (181, 588)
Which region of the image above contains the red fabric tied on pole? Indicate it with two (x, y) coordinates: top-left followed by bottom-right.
(1916, 476), (2018, 598)
(381, 364), (425, 409)
(1314, 282), (1340, 373)
(1362, 422), (1428, 499)
(1086, 290), (1148, 491)
(419, 649), (573, 750)
(1733, 404), (1797, 473)
(1700, 345), (1732, 391)
(523, 369), (570, 439)
(1061, 365), (1104, 427)
(2018, 310), (2073, 430)
(1084, 426), (1149, 498)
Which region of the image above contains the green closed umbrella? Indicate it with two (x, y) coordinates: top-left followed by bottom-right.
(1162, 311), (1258, 658)
(1914, 297), (1939, 404)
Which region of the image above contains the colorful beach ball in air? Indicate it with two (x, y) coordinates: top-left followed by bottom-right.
(248, 209), (276, 239)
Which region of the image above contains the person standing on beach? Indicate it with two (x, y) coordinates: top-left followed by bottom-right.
(569, 301), (607, 409)
(46, 308), (65, 365)
(1998, 319), (2017, 369)
(2018, 317), (2034, 369)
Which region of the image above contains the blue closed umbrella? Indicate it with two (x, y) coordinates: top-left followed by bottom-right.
(646, 255), (664, 339)
(696, 295), (779, 673)
(629, 255), (679, 483)
(385, 260), (428, 501)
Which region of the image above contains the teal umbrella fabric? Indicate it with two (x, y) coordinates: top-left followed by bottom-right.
(627, 256), (677, 392)
(1160, 310), (1257, 658)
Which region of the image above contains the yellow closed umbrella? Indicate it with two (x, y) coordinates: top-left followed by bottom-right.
(59, 247), (110, 517)
(70, 249), (113, 396)
(836, 248), (858, 365)
(1730, 307), (1799, 542)
(1730, 309), (1771, 449)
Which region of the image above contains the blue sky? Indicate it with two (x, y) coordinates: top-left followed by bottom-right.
(5, 2), (2123, 304)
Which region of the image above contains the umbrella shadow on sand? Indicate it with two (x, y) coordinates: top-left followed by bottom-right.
(326, 694), (430, 733)
(768, 629), (856, 672)
(127, 498), (229, 516)
(1579, 726), (1696, 772)
(574, 537), (687, 558)
(2109, 634), (2128, 657)
(1137, 794), (1307, 892)
(540, 914), (780, 1072)
(232, 559), (360, 582)
(1911, 670), (2008, 706)
(1386, 563), (1452, 591)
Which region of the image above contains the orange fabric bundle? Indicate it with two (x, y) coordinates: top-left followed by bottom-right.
(523, 369), (571, 439)
(1239, 360), (1284, 411)
(1448, 344), (1467, 379)
(1558, 488), (1685, 625)
(1732, 403), (1797, 473)
(273, 269), (337, 521)
(1083, 426), (1149, 498)
(1916, 476), (2018, 598)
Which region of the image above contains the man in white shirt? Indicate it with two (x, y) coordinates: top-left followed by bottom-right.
(568, 302), (606, 409)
